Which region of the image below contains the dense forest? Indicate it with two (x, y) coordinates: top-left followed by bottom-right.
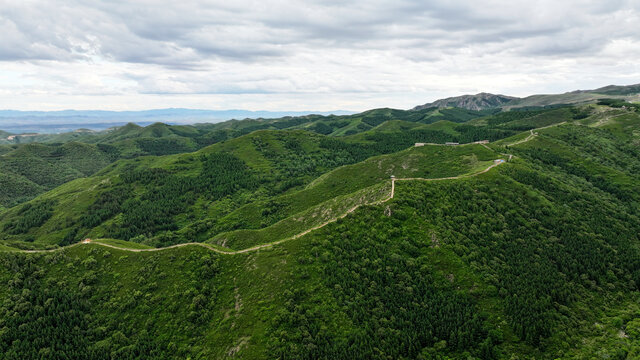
(1, 101), (640, 358)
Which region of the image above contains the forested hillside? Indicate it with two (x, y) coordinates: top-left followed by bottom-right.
(1, 101), (640, 358)
(0, 142), (116, 208)
(0, 99), (613, 208)
(0, 104), (587, 249)
(0, 106), (496, 207)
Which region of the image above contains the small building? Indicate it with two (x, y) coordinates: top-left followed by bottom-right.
(82, 238), (92, 244)
(415, 143), (426, 147)
(475, 140), (490, 144)
(390, 175), (395, 179)
(445, 142), (459, 146)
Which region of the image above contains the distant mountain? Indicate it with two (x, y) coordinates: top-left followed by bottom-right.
(0, 108), (354, 134)
(413, 93), (519, 111)
(415, 83), (640, 111)
(503, 84), (640, 109)
(588, 84), (640, 96)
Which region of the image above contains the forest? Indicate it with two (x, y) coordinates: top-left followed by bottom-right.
(0, 102), (640, 358)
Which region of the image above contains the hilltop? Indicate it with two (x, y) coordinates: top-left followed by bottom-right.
(413, 93), (518, 111)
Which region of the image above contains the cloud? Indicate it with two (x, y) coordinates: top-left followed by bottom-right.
(0, 0), (638, 111)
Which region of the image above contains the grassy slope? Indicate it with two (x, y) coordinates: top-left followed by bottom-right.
(92, 238), (154, 249)
(209, 144), (499, 250)
(0, 105), (612, 249)
(503, 91), (638, 109)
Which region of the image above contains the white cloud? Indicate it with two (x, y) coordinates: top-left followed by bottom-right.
(0, 0), (638, 111)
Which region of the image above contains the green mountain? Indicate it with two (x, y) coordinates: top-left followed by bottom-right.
(0, 142), (116, 207)
(413, 93), (518, 111)
(590, 84), (640, 96)
(503, 83), (640, 110)
(0, 107), (496, 207)
(0, 105), (589, 249)
(1, 100), (640, 358)
(413, 83), (640, 111)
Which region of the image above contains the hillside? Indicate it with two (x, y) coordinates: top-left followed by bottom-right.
(0, 106), (500, 208)
(0, 142), (116, 207)
(413, 83), (640, 111)
(0, 102), (640, 358)
(413, 93), (518, 111)
(590, 84), (640, 95)
(0, 104), (591, 250)
(502, 83), (640, 109)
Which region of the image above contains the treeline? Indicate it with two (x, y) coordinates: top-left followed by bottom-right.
(320, 127), (515, 161)
(598, 98), (640, 111)
(134, 138), (197, 156)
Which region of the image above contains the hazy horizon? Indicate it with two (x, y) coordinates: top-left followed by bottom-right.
(0, 82), (637, 113)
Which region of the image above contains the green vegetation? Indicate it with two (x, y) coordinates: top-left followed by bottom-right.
(1, 103), (640, 358)
(0, 122), (509, 249)
(0, 142), (114, 207)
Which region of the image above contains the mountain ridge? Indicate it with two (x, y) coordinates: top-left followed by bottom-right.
(413, 92), (518, 111)
(1, 101), (640, 358)
(414, 83), (640, 111)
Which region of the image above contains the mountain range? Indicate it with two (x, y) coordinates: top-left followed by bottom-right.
(0, 109), (354, 134)
(2, 83), (639, 134)
(414, 83), (640, 111)
(0, 85), (639, 358)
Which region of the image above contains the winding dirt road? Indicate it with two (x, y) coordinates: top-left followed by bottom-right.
(2, 121), (582, 256)
(506, 121), (567, 147)
(14, 126), (570, 257)
(12, 159), (508, 256)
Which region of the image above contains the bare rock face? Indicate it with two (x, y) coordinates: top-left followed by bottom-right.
(413, 93), (519, 111)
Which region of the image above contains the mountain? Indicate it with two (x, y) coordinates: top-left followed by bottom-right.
(589, 83), (640, 96)
(0, 107), (494, 145)
(502, 86), (639, 109)
(0, 142), (116, 208)
(1, 95), (640, 358)
(415, 83), (640, 111)
(0, 108), (354, 134)
(413, 92), (519, 110)
(2, 101), (640, 357)
(0, 107), (498, 206)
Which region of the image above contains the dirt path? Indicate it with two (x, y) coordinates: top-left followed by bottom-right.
(10, 159), (510, 256)
(592, 112), (629, 127)
(506, 121), (567, 147)
(508, 129), (536, 146)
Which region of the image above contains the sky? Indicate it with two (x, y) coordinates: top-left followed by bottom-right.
(0, 0), (639, 111)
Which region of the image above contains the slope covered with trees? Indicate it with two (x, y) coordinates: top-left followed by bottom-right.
(0, 142), (116, 207)
(0, 102), (585, 250)
(0, 102), (639, 358)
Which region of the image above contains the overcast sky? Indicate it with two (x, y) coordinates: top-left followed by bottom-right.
(0, 0), (639, 111)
